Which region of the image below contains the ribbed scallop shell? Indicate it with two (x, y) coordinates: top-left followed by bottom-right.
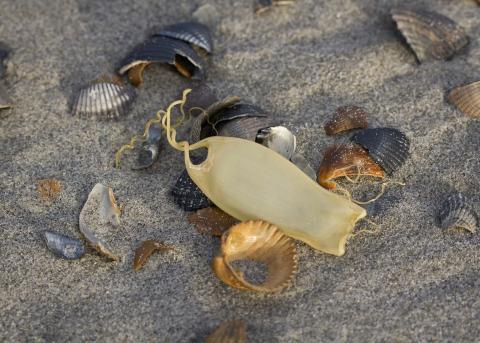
(324, 105), (368, 136)
(205, 320), (247, 343)
(72, 78), (135, 119)
(448, 81), (480, 118)
(352, 128), (410, 175)
(171, 168), (212, 211)
(438, 194), (478, 233)
(212, 220), (298, 293)
(391, 8), (469, 62)
(156, 21), (213, 53)
(44, 231), (85, 260)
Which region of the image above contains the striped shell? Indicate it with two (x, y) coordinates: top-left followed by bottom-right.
(324, 105), (368, 136)
(438, 194), (477, 233)
(391, 8), (469, 62)
(448, 81), (480, 118)
(156, 21), (213, 53)
(44, 231), (85, 260)
(133, 240), (176, 271)
(352, 128), (410, 175)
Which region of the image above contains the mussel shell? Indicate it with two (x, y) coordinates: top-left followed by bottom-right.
(171, 160), (212, 211)
(44, 231), (85, 260)
(132, 126), (162, 170)
(324, 105), (368, 136)
(448, 81), (480, 118)
(156, 21), (213, 53)
(438, 194), (478, 233)
(255, 126), (296, 160)
(351, 128), (410, 175)
(204, 320), (247, 343)
(391, 8), (469, 62)
(216, 116), (271, 141)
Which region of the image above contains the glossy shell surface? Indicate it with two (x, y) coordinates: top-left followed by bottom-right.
(157, 21), (213, 53)
(324, 105), (368, 136)
(44, 231), (85, 260)
(438, 194), (478, 233)
(448, 81), (480, 118)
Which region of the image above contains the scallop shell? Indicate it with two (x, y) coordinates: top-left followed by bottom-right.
(132, 126), (162, 170)
(156, 21), (213, 53)
(171, 167), (212, 211)
(391, 8), (469, 62)
(448, 81), (480, 118)
(317, 143), (385, 189)
(255, 0), (297, 15)
(44, 231), (85, 260)
(351, 128), (410, 175)
(290, 152), (316, 180)
(255, 126), (296, 160)
(79, 183), (121, 261)
(438, 194), (478, 233)
(324, 105), (368, 136)
(72, 74), (136, 118)
(212, 220), (298, 293)
(133, 240), (176, 271)
(119, 36), (204, 86)
(188, 207), (239, 236)
(204, 320), (247, 343)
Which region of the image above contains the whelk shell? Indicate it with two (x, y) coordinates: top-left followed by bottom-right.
(391, 8), (469, 62)
(212, 220), (298, 292)
(448, 81), (480, 118)
(351, 128), (410, 176)
(44, 231), (85, 260)
(204, 320), (247, 343)
(317, 143), (385, 190)
(324, 105), (368, 136)
(188, 206), (239, 236)
(255, 126), (296, 160)
(79, 183), (121, 261)
(438, 194), (478, 233)
(171, 166), (212, 211)
(133, 240), (176, 271)
(156, 21), (213, 53)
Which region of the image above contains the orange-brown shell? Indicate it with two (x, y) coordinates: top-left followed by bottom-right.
(448, 81), (480, 118)
(133, 240), (176, 271)
(204, 320), (246, 343)
(37, 179), (61, 200)
(324, 105), (368, 136)
(317, 143), (385, 189)
(212, 220), (297, 293)
(188, 207), (239, 236)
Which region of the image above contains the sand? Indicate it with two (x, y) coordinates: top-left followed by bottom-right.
(1, 0), (479, 342)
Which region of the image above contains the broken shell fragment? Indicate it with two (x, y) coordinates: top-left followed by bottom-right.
(133, 240), (176, 271)
(391, 8), (469, 62)
(448, 81), (480, 118)
(317, 143), (385, 189)
(255, 126), (296, 160)
(324, 105), (368, 136)
(79, 183), (121, 261)
(44, 231), (85, 260)
(290, 152), (316, 180)
(204, 320), (247, 343)
(72, 74), (136, 119)
(171, 168), (212, 211)
(132, 126), (162, 170)
(212, 220), (298, 292)
(119, 36), (204, 86)
(255, 0), (298, 15)
(188, 206), (239, 236)
(438, 194), (477, 233)
(37, 179), (61, 200)
(351, 128), (410, 175)
(216, 116), (271, 141)
(156, 22), (213, 53)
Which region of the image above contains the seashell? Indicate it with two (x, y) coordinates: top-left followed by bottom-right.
(204, 320), (247, 343)
(351, 128), (410, 176)
(438, 194), (477, 233)
(211, 103), (267, 126)
(447, 81), (480, 118)
(119, 36), (204, 86)
(132, 126), (162, 170)
(317, 143), (385, 190)
(255, 126), (296, 160)
(156, 21), (213, 53)
(44, 231), (85, 260)
(37, 178), (61, 200)
(182, 84), (218, 117)
(188, 206), (239, 236)
(216, 116), (271, 141)
(171, 164), (212, 211)
(212, 220), (298, 292)
(290, 152), (316, 180)
(79, 183), (121, 261)
(133, 239), (176, 271)
(255, 0), (298, 15)
(324, 105), (368, 136)
(391, 8), (469, 63)
(72, 74), (136, 119)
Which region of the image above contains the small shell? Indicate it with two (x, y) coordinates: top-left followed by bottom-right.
(391, 8), (469, 62)
(171, 167), (212, 211)
(79, 183), (121, 261)
(324, 105), (368, 136)
(119, 36), (204, 86)
(37, 179), (61, 200)
(255, 0), (298, 15)
(133, 240), (176, 271)
(132, 126), (162, 170)
(188, 207), (239, 236)
(351, 128), (410, 175)
(212, 220), (298, 293)
(44, 231), (85, 260)
(438, 194), (478, 233)
(255, 126), (296, 160)
(156, 22), (213, 53)
(204, 320), (247, 343)
(448, 81), (480, 118)
(290, 152), (316, 180)
(317, 143), (385, 189)
(72, 74), (136, 118)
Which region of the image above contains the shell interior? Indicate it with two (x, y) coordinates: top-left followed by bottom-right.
(448, 81), (480, 118)
(156, 21), (213, 53)
(324, 105), (368, 136)
(44, 231), (85, 260)
(438, 194), (478, 233)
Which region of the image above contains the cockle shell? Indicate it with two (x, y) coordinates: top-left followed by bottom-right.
(448, 81), (480, 118)
(324, 105), (368, 136)
(44, 231), (85, 260)
(157, 22), (213, 53)
(212, 220), (298, 292)
(204, 320), (247, 343)
(438, 194), (478, 233)
(133, 240), (176, 271)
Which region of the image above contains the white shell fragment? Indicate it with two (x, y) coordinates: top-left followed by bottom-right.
(79, 183), (121, 261)
(44, 231), (85, 260)
(255, 126), (296, 160)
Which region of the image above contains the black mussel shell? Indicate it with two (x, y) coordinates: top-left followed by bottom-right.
(352, 128), (410, 175)
(132, 126), (162, 170)
(391, 8), (469, 63)
(438, 194), (478, 233)
(156, 21), (213, 53)
(44, 231), (85, 260)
